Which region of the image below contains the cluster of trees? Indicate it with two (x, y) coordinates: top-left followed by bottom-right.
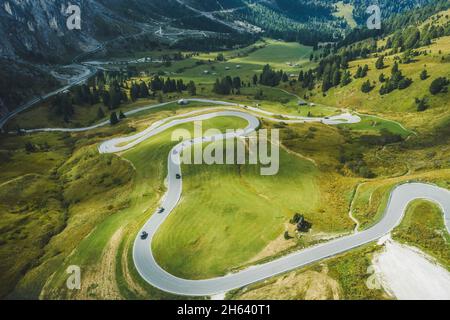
(259, 64), (287, 87)
(148, 76), (187, 94)
(50, 70), (200, 124)
(351, 0), (443, 25)
(302, 53), (376, 94)
(385, 22), (450, 54)
(50, 70), (130, 123)
(130, 81), (151, 101)
(415, 75), (449, 111)
(130, 77), (196, 99)
(340, 0), (450, 51)
(213, 76), (243, 95)
(73, 84), (100, 106)
(354, 64), (369, 78)
(51, 93), (74, 123)
(361, 80), (373, 93)
(315, 55), (355, 92)
(379, 62), (412, 95)
(415, 97), (429, 112)
(375, 56), (385, 70)
(231, 1), (337, 46)
(109, 110), (126, 125)
(298, 69), (316, 90)
(101, 81), (128, 110)
(333, 1), (449, 74)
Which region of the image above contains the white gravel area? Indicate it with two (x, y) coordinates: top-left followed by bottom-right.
(373, 239), (450, 300)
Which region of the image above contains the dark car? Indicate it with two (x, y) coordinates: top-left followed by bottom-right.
(140, 231), (148, 240)
(176, 174), (181, 180)
(158, 207), (165, 214)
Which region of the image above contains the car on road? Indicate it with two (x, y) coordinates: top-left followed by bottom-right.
(140, 231), (148, 240)
(158, 208), (165, 214)
(176, 174), (181, 179)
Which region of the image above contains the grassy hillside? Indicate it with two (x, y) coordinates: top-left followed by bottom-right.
(392, 200), (450, 269)
(153, 147), (321, 279)
(140, 39), (315, 88)
(229, 242), (389, 300)
(294, 36), (450, 134)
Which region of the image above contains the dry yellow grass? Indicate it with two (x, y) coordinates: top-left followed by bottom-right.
(236, 265), (341, 300)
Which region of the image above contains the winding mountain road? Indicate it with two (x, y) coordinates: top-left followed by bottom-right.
(15, 99), (450, 296)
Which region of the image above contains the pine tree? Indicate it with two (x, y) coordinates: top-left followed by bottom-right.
(398, 77), (413, 90)
(375, 56), (385, 70)
(332, 69), (341, 87)
(355, 66), (363, 78)
(232, 77), (242, 89)
(97, 107), (105, 119)
(420, 70), (428, 80)
(139, 81), (149, 98)
(391, 61), (399, 74)
(187, 81), (197, 96)
(250, 74), (256, 86)
(362, 64), (369, 77)
(109, 88), (121, 109)
(102, 90), (110, 107)
(130, 83), (139, 101)
(361, 80), (372, 93)
(110, 112), (119, 125)
(341, 71), (352, 86)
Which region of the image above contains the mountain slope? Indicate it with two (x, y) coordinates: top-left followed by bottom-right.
(0, 0), (145, 62)
(0, 0), (440, 61)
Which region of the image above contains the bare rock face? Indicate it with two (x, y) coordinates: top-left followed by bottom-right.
(0, 0), (248, 62)
(0, 0), (138, 62)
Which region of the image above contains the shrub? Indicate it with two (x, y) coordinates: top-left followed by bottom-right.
(429, 77), (449, 95)
(415, 97), (429, 112)
(420, 70), (428, 80)
(398, 77), (413, 90)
